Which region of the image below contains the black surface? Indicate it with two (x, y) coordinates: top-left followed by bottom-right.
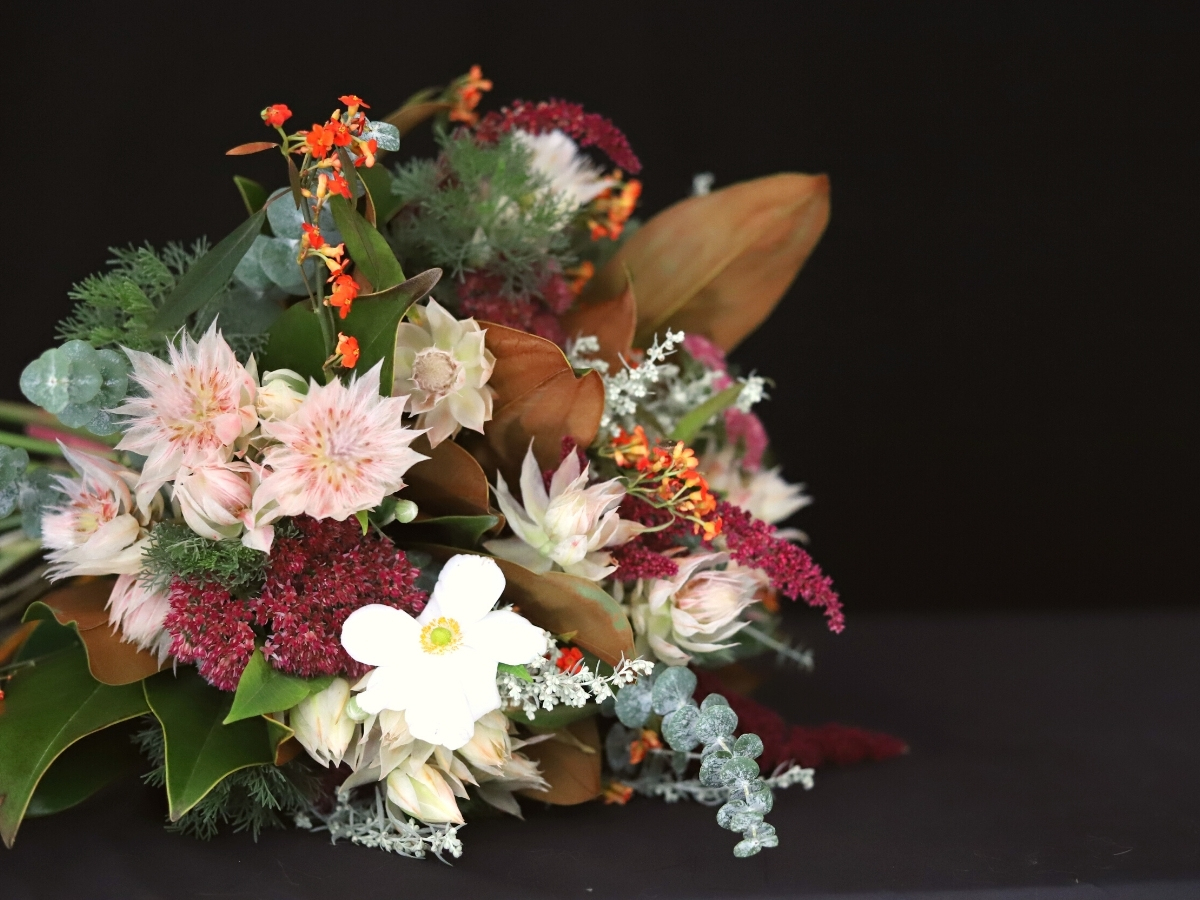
(7, 2), (1197, 615)
(7, 611), (1199, 898)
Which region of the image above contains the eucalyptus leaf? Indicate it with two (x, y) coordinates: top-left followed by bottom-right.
(615, 678), (654, 728)
(695, 704), (738, 743)
(651, 665), (698, 715)
(733, 733), (764, 759)
(224, 648), (334, 725)
(662, 704), (701, 751)
(0, 446), (29, 516)
(364, 120), (401, 152)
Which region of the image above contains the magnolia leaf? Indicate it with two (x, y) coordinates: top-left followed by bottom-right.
(152, 208), (268, 333)
(409, 545), (634, 666)
(400, 434), (493, 518)
(224, 648), (334, 725)
(262, 301), (326, 383)
(580, 173), (831, 351)
(328, 195), (405, 292)
(226, 141), (279, 156)
(233, 176), (269, 216)
(383, 100), (453, 137)
(143, 667), (278, 821)
(504, 701), (599, 730)
(480, 322), (579, 408)
(340, 269), (440, 389)
(0, 621), (38, 669)
(265, 714), (300, 765)
(401, 514), (501, 549)
(26, 720), (142, 817)
(560, 280), (637, 372)
(671, 383), (744, 444)
(23, 578), (166, 685)
(0, 645), (149, 847)
(516, 717), (602, 805)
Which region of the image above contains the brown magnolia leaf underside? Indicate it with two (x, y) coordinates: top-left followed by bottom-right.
(580, 172), (831, 351)
(480, 322), (579, 407)
(560, 282), (637, 372)
(27, 579), (165, 685)
(517, 717), (602, 805)
(383, 101), (453, 137)
(401, 435), (493, 518)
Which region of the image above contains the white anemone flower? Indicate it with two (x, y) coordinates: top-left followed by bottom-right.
(341, 554), (547, 750)
(485, 443), (643, 581)
(107, 574), (172, 662)
(514, 129), (617, 213)
(251, 363), (426, 524)
(41, 445), (160, 579)
(392, 300), (495, 447)
(630, 552), (764, 666)
(114, 323), (258, 512)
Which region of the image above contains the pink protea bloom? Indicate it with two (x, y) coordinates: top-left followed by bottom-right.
(108, 574), (172, 662)
(41, 445), (160, 580)
(114, 324), (258, 512)
(252, 364), (426, 523)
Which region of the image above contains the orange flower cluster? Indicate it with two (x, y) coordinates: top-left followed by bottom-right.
(603, 781), (634, 805)
(449, 65), (493, 125)
(627, 728), (663, 765)
(299, 223), (360, 318)
(555, 646), (584, 673)
(335, 333), (360, 368)
(588, 176), (642, 241)
(566, 260), (595, 296)
(260, 103), (292, 128)
(297, 95), (379, 169)
(608, 426), (723, 540)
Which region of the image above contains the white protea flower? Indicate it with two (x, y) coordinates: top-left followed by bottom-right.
(386, 758), (466, 825)
(289, 678), (357, 768)
(485, 443), (643, 581)
(107, 574), (172, 662)
(341, 554), (547, 750)
(172, 460), (256, 542)
(392, 300), (496, 447)
(255, 368), (308, 422)
(702, 446), (811, 535)
(514, 129), (617, 212)
(457, 710), (548, 817)
(630, 552), (764, 666)
(40, 445), (160, 579)
(251, 363), (426, 523)
(114, 324), (258, 512)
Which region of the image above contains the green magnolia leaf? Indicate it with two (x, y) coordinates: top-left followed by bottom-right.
(224, 648), (333, 725)
(401, 514), (500, 549)
(671, 383), (744, 444)
(143, 667), (278, 821)
(233, 176), (269, 216)
(13, 616), (81, 663)
(338, 270), (440, 389)
(261, 301), (326, 383)
(26, 720), (142, 818)
(504, 701), (600, 730)
(0, 646), (149, 847)
(496, 662), (533, 683)
(151, 207), (268, 333)
(357, 163), (404, 226)
(328, 195), (405, 291)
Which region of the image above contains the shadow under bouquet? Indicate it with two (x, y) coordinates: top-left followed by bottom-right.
(0, 70), (901, 860)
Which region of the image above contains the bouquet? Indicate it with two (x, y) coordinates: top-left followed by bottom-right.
(0, 70), (878, 861)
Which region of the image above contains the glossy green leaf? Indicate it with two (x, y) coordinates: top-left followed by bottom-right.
(0, 646), (149, 847)
(224, 648), (334, 725)
(233, 176), (269, 217)
(497, 662), (533, 683)
(143, 667), (277, 821)
(338, 270), (440, 390)
(26, 720), (142, 817)
(671, 383), (744, 444)
(13, 616), (81, 664)
(328, 195), (405, 291)
(504, 701), (600, 730)
(151, 208), (268, 333)
(401, 514), (500, 549)
(358, 164), (404, 226)
(261, 301), (326, 383)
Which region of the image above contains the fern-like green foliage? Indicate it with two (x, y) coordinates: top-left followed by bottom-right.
(387, 131), (577, 303)
(134, 721), (316, 841)
(141, 521), (295, 593)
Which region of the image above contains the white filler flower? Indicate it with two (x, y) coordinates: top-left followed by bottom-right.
(341, 555), (547, 750)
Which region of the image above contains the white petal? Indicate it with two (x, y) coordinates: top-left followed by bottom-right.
(420, 554), (506, 625)
(403, 663), (478, 750)
(483, 537), (554, 574)
(447, 388), (488, 434)
(341, 604), (420, 666)
(517, 443), (549, 521)
(465, 609), (548, 665)
(455, 646), (503, 720)
(355, 663), (416, 715)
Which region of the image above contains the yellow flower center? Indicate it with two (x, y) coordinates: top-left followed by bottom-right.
(419, 616), (462, 654)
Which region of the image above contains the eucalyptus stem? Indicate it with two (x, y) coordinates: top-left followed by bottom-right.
(0, 432), (65, 456)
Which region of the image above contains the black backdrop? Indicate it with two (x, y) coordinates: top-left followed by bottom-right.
(8, 1), (1196, 613)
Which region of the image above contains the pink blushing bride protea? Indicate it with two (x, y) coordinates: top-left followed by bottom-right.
(114, 324), (258, 512)
(108, 574), (172, 662)
(252, 364), (426, 523)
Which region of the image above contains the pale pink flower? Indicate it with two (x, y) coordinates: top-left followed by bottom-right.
(107, 574), (172, 662)
(392, 300), (496, 447)
(41, 445), (160, 579)
(173, 460), (274, 549)
(702, 446), (811, 534)
(252, 364), (425, 523)
(114, 324), (258, 512)
(485, 443), (643, 580)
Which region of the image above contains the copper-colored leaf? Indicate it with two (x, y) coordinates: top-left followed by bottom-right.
(408, 546), (634, 666)
(517, 717), (602, 805)
(560, 282), (637, 371)
(225, 141), (279, 156)
(25, 579), (165, 685)
(384, 101), (453, 137)
(0, 622), (37, 668)
(580, 173), (831, 351)
(401, 435), (492, 518)
(481, 323), (577, 408)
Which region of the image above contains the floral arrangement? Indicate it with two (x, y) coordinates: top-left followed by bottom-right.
(0, 70), (890, 861)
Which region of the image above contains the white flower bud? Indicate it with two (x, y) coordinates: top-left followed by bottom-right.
(173, 461), (255, 542)
(256, 368), (308, 422)
(386, 762), (465, 825)
(289, 678), (356, 768)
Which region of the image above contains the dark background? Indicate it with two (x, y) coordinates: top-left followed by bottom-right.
(8, 1), (1196, 614)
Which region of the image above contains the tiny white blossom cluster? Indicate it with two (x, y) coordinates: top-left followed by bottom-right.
(298, 786), (463, 861)
(497, 639), (655, 719)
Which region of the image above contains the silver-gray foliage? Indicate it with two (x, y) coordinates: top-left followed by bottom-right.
(19, 340), (130, 435)
(0, 447), (30, 517)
